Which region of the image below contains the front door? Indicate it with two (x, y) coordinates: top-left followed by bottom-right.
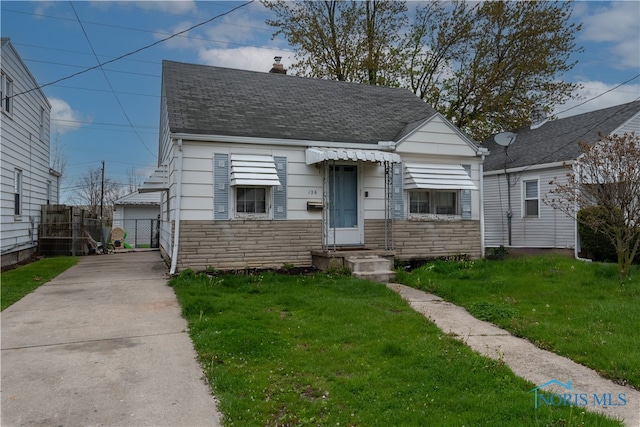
(327, 164), (363, 246)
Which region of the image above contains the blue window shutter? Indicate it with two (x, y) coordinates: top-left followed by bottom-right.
(214, 154), (229, 220)
(273, 156), (287, 219)
(391, 162), (404, 219)
(461, 165), (472, 219)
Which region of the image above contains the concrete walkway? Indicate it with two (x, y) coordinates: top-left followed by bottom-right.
(1, 251), (223, 427)
(388, 283), (640, 427)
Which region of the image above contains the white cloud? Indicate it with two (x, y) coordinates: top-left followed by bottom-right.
(578, 2), (640, 69)
(554, 80), (640, 118)
(49, 98), (87, 135)
(130, 0), (198, 15)
(198, 46), (293, 72)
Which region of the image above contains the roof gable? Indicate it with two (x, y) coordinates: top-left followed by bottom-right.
(114, 191), (161, 205)
(1, 37), (51, 109)
(483, 100), (640, 172)
(162, 60), (437, 144)
(395, 113), (480, 156)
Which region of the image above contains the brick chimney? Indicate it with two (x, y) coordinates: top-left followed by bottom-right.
(269, 56), (287, 74)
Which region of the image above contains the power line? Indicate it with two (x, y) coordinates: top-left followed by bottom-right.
(69, 1), (155, 157)
(553, 73), (640, 118)
(9, 0), (256, 99)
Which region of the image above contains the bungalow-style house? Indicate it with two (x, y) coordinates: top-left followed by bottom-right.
(482, 100), (640, 256)
(140, 59), (488, 274)
(112, 190), (161, 248)
(1, 38), (60, 267)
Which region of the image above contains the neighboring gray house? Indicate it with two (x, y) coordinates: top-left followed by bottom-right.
(141, 59), (488, 273)
(1, 38), (60, 267)
(113, 191), (161, 248)
(483, 100), (640, 255)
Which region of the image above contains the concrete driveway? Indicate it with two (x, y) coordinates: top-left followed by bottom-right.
(1, 251), (222, 426)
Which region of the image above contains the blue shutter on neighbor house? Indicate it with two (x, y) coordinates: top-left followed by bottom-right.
(214, 153), (229, 220)
(273, 156), (287, 219)
(461, 165), (472, 219)
(391, 162), (404, 219)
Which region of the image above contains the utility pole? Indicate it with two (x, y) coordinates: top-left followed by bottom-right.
(100, 160), (105, 220)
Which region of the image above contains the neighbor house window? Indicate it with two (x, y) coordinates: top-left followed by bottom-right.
(524, 179), (539, 217)
(14, 169), (22, 216)
(236, 187), (266, 214)
(46, 180), (52, 205)
(409, 190), (458, 215)
(1, 72), (13, 114)
(40, 107), (45, 141)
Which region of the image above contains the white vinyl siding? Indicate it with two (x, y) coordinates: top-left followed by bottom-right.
(484, 167), (575, 248)
(1, 40), (54, 258)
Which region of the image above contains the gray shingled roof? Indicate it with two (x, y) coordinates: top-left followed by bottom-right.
(483, 100), (640, 172)
(162, 60), (437, 144)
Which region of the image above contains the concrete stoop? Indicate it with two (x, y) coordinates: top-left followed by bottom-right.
(346, 256), (396, 283)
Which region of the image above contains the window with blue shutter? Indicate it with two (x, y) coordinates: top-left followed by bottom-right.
(214, 153), (229, 220)
(461, 165), (472, 219)
(391, 162), (404, 219)
(273, 156), (287, 219)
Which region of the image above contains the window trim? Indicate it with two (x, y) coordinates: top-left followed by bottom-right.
(40, 106), (46, 141)
(523, 178), (540, 218)
(14, 169), (22, 218)
(233, 186), (271, 219)
(1, 72), (13, 115)
(408, 189), (460, 218)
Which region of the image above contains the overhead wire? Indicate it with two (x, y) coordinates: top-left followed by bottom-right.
(69, 1), (156, 157)
(8, 0), (256, 99)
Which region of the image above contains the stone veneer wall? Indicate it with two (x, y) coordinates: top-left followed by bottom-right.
(176, 220), (322, 271)
(364, 219), (481, 259)
(174, 218), (480, 272)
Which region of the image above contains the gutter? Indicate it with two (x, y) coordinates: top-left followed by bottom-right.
(170, 132), (400, 150)
(169, 138), (183, 275)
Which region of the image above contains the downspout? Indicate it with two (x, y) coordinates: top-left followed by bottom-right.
(169, 138), (183, 275)
(479, 153), (486, 258)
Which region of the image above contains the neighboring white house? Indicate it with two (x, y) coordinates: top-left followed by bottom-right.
(1, 38), (60, 267)
(113, 190), (160, 248)
(140, 59), (488, 273)
(483, 100), (640, 255)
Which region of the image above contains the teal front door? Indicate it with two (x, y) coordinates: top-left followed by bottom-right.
(327, 164), (363, 245)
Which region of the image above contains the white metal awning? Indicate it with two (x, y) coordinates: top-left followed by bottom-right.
(230, 154), (281, 186)
(404, 163), (477, 190)
(305, 147), (401, 165)
(138, 166), (168, 193)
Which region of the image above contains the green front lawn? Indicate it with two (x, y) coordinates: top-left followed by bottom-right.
(395, 256), (640, 389)
(1, 256), (79, 310)
(170, 269), (620, 426)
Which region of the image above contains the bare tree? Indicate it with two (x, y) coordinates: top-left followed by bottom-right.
(546, 133), (640, 279)
(74, 166), (121, 220)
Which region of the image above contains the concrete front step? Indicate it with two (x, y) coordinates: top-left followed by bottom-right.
(352, 270), (396, 283)
(346, 256), (395, 283)
(345, 256), (393, 273)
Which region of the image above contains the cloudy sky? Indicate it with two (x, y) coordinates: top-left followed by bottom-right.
(2, 1), (638, 203)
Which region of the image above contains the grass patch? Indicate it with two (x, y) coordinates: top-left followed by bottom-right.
(170, 270), (620, 426)
(396, 256), (640, 389)
(1, 256), (79, 310)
